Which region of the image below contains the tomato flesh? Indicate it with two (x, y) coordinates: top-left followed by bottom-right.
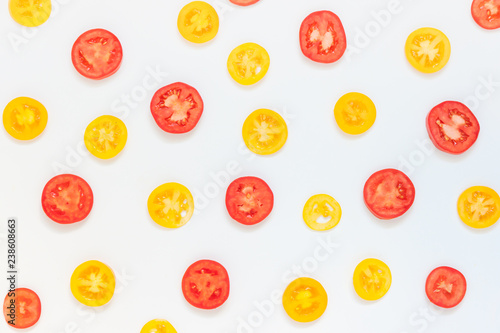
(426, 101), (480, 155)
(363, 169), (415, 219)
(3, 288), (41, 329)
(41, 174), (94, 224)
(472, 0), (500, 29)
(425, 266), (466, 308)
(182, 260), (230, 309)
(225, 176), (274, 225)
(71, 29), (123, 80)
(299, 11), (346, 63)
(150, 82), (204, 133)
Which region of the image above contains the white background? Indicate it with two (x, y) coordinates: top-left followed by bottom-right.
(1, 0), (500, 332)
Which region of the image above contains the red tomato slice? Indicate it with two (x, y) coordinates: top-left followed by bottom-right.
(426, 101), (480, 155)
(41, 174), (94, 224)
(472, 0), (500, 29)
(71, 29), (123, 80)
(425, 266), (467, 308)
(150, 82), (204, 134)
(230, 0), (260, 6)
(225, 176), (274, 225)
(299, 11), (347, 64)
(3, 288), (41, 329)
(363, 169), (415, 220)
(182, 260), (230, 310)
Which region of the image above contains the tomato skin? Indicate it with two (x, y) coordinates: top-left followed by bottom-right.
(225, 176), (274, 225)
(3, 288), (41, 329)
(425, 266), (466, 308)
(150, 82), (204, 134)
(299, 11), (347, 64)
(182, 260), (230, 310)
(41, 174), (94, 224)
(230, 0), (260, 6)
(363, 169), (415, 220)
(472, 0), (500, 29)
(426, 101), (480, 155)
(71, 29), (123, 80)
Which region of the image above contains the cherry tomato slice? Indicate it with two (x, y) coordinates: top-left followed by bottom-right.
(3, 288), (41, 329)
(363, 169), (415, 220)
(182, 260), (230, 309)
(405, 27), (451, 74)
(71, 29), (123, 80)
(425, 266), (466, 308)
(229, 0), (260, 6)
(3, 97), (48, 141)
(299, 11), (347, 64)
(150, 82), (204, 134)
(41, 174), (94, 224)
(457, 186), (500, 229)
(227, 43), (270, 85)
(353, 259), (392, 301)
(70, 260), (116, 307)
(426, 101), (480, 155)
(303, 194), (342, 231)
(282, 277), (328, 323)
(177, 1), (219, 43)
(225, 176), (274, 225)
(147, 182), (194, 228)
(84, 115), (128, 159)
(334, 92), (376, 135)
(9, 0), (51, 27)
(141, 319), (177, 333)
(472, 0), (500, 29)
(242, 109), (288, 155)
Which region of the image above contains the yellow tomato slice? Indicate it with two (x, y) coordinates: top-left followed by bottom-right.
(353, 258), (391, 301)
(405, 27), (451, 74)
(242, 109), (287, 155)
(177, 1), (219, 43)
(9, 0), (51, 27)
(334, 92), (376, 135)
(148, 182), (194, 228)
(282, 277), (327, 323)
(84, 115), (127, 159)
(227, 43), (270, 85)
(303, 194), (342, 231)
(458, 186), (500, 229)
(70, 260), (115, 307)
(3, 97), (48, 140)
(141, 319), (177, 333)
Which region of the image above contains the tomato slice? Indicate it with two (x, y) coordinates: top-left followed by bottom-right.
(147, 182), (195, 228)
(182, 260), (230, 309)
(9, 0), (51, 27)
(71, 29), (123, 80)
(299, 11), (347, 64)
(150, 82), (204, 134)
(177, 1), (219, 43)
(303, 194), (342, 231)
(405, 27), (451, 74)
(334, 92), (376, 135)
(472, 0), (500, 29)
(227, 43), (270, 85)
(425, 266), (466, 308)
(353, 259), (392, 301)
(3, 288), (41, 329)
(242, 109), (288, 155)
(84, 115), (128, 159)
(282, 277), (328, 323)
(141, 319), (177, 333)
(426, 101), (480, 155)
(3, 97), (48, 141)
(229, 0), (260, 6)
(225, 176), (274, 225)
(363, 169), (415, 220)
(41, 174), (94, 224)
(70, 260), (116, 307)
(457, 186), (500, 228)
